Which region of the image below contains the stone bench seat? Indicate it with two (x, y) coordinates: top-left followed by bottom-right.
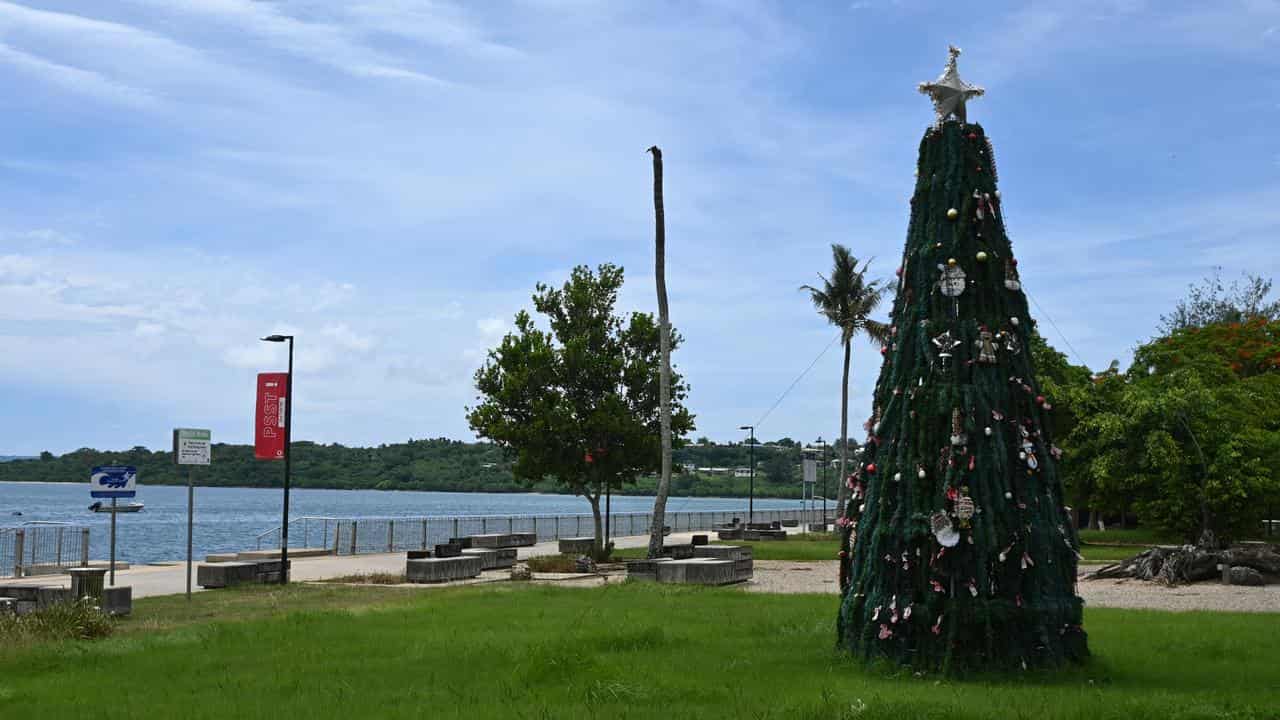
(461, 547), (517, 570)
(406, 556), (484, 583)
(197, 560), (290, 588)
(655, 558), (740, 585)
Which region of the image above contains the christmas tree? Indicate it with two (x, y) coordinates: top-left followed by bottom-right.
(835, 47), (1088, 673)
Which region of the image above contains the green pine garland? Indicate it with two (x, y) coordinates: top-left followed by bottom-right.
(835, 120), (1088, 674)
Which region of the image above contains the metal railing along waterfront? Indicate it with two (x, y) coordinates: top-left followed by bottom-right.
(0, 522), (91, 578)
(254, 507), (827, 555)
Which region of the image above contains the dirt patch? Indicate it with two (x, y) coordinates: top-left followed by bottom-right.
(739, 560), (1280, 612)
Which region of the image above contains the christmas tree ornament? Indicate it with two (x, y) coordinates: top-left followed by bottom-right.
(918, 45), (985, 125)
(955, 495), (976, 526)
(946, 208), (959, 220)
(984, 426), (993, 436)
(950, 408), (968, 446)
(1004, 259), (1022, 291)
(976, 250), (988, 262)
(1010, 316), (1020, 326)
(930, 511), (960, 547)
(975, 327), (997, 363)
(947, 257), (958, 266)
(932, 330), (961, 367)
(893, 472), (902, 482)
(918, 467), (927, 480)
(936, 264), (966, 297)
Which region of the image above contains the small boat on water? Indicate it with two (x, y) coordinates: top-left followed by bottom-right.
(88, 501), (145, 514)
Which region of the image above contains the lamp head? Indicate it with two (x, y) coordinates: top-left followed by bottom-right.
(261, 334), (292, 342)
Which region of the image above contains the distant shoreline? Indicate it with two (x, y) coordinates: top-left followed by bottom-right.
(0, 479), (803, 504)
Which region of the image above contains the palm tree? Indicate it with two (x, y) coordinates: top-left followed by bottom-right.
(646, 145), (673, 559)
(802, 245), (890, 520)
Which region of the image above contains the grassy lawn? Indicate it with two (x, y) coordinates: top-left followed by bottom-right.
(615, 533), (843, 562)
(1078, 529), (1179, 546)
(2, 583), (1279, 719)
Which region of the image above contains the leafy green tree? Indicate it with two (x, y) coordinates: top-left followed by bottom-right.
(802, 244), (890, 518)
(1074, 319), (1280, 543)
(1158, 269), (1280, 334)
(761, 449), (796, 485)
(467, 264), (694, 558)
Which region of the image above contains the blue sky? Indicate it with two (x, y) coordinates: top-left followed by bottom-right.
(1, 0), (1278, 456)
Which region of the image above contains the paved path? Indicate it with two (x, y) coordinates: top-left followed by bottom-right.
(0, 530), (712, 599)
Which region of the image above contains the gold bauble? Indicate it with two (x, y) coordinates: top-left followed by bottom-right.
(947, 257), (958, 267)
(976, 251), (988, 262)
(946, 208), (959, 220)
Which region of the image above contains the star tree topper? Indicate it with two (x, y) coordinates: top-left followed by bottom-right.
(918, 45), (984, 124)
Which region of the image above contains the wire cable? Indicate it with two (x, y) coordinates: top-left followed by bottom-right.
(753, 332), (841, 430)
(1026, 290), (1088, 368)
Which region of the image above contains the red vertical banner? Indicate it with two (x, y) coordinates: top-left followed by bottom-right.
(255, 372), (289, 460)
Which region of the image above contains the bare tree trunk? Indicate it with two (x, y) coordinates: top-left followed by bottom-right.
(587, 492), (605, 560)
(835, 338), (851, 519)
(647, 145), (673, 560)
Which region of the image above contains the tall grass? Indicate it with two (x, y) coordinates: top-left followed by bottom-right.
(0, 598), (114, 648)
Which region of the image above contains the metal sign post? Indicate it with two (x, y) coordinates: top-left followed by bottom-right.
(803, 457), (817, 526)
(174, 428), (212, 601)
(90, 465), (137, 587)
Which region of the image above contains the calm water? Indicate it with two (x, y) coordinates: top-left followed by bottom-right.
(0, 482), (803, 564)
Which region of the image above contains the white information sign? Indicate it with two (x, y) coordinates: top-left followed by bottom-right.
(802, 458), (817, 485)
(174, 428), (212, 466)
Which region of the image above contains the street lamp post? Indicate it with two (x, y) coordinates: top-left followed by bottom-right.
(261, 334), (294, 584)
(739, 425), (755, 526)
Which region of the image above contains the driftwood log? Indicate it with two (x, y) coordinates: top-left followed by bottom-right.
(1087, 543), (1280, 586)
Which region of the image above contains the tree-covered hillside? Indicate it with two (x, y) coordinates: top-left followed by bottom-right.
(0, 439), (816, 498)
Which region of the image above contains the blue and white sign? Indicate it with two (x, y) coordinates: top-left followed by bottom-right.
(90, 466), (137, 499)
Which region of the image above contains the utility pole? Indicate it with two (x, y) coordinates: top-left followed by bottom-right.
(740, 425), (755, 525)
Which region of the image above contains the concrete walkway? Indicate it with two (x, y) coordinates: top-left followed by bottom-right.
(0, 530), (715, 599)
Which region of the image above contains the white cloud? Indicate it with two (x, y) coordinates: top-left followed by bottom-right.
(476, 316), (506, 337)
(322, 323), (374, 352)
(134, 321), (165, 337)
(0, 41), (157, 108)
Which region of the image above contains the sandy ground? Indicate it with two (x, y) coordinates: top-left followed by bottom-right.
(741, 560), (1280, 613)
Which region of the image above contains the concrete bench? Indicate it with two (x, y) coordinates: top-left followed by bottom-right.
(435, 543), (463, 558)
(558, 537), (596, 554)
(716, 528), (743, 541)
(197, 560), (290, 588)
(407, 549), (432, 560)
(624, 557), (672, 582)
(448, 537), (473, 549)
(744, 529), (787, 541)
(655, 558), (739, 585)
(780, 519), (799, 527)
(461, 547), (517, 570)
(662, 543), (696, 559)
(693, 545), (754, 582)
(691, 534), (709, 546)
(103, 586), (132, 616)
(406, 556), (483, 583)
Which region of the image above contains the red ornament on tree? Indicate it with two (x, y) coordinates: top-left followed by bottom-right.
(866, 463), (877, 474)
(1036, 395), (1046, 405)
